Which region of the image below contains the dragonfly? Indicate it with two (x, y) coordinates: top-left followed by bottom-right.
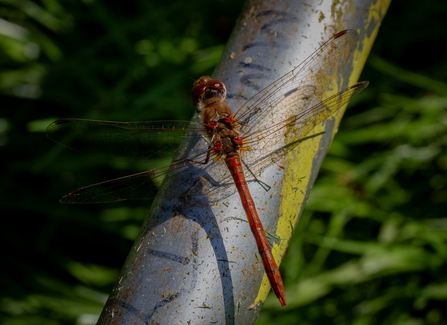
(47, 30), (369, 307)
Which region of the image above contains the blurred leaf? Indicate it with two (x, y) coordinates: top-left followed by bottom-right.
(369, 55), (447, 95)
(27, 117), (56, 132)
(66, 262), (119, 286)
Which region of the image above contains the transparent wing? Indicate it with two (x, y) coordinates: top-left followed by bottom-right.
(233, 30), (359, 136)
(46, 118), (207, 161)
(60, 150), (213, 203)
(47, 118), (238, 204)
(241, 81), (369, 169)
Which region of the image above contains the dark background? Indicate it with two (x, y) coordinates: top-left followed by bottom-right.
(1, 0), (447, 324)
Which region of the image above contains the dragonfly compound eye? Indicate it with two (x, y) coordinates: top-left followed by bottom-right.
(191, 83), (207, 107)
(207, 79), (227, 97)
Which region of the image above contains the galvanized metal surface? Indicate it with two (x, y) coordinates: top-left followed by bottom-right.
(97, 0), (390, 324)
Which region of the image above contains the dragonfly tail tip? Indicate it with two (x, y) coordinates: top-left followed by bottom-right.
(279, 297), (287, 308)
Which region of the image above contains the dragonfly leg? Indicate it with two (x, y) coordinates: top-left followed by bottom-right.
(241, 157), (271, 192)
(181, 130), (222, 165)
(177, 144), (214, 166)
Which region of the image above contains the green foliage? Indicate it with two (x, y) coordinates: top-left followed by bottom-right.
(1, 0), (447, 324)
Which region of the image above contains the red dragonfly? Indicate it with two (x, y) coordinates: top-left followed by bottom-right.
(47, 30), (368, 307)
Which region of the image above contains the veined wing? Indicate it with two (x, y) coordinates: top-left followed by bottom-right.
(59, 149), (215, 203)
(233, 30), (359, 136)
(242, 81), (369, 163)
(46, 118), (207, 162)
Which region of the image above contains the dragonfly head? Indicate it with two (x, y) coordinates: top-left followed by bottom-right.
(192, 76), (227, 112)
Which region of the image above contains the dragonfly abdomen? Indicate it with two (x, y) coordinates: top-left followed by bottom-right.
(225, 155), (286, 307)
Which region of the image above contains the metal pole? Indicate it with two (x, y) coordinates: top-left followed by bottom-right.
(97, 0), (390, 324)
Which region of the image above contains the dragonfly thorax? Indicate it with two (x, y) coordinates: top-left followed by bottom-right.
(202, 102), (233, 129)
(211, 126), (242, 156)
(213, 136), (239, 156)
